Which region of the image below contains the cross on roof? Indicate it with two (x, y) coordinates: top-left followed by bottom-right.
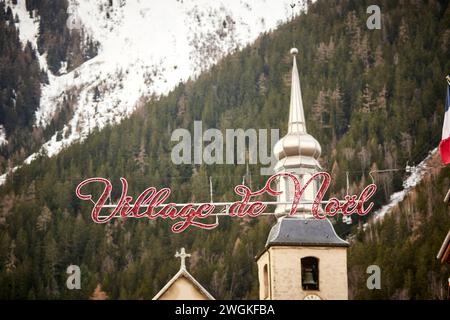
(175, 247), (191, 270)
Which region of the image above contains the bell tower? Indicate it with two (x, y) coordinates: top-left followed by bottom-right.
(256, 48), (349, 300)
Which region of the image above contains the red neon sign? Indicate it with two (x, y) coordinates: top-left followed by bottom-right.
(75, 172), (377, 233)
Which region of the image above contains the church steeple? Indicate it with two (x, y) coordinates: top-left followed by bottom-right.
(256, 51), (348, 301)
(288, 48), (307, 134)
(273, 48), (322, 216)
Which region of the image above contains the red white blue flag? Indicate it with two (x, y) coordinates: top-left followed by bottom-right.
(439, 77), (450, 165)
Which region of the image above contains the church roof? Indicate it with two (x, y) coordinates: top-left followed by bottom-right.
(152, 267), (215, 300)
(265, 217), (349, 248)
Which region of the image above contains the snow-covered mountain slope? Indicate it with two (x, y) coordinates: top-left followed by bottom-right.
(7, 0), (305, 169)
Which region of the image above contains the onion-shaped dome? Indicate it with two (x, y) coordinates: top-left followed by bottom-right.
(274, 131), (321, 161)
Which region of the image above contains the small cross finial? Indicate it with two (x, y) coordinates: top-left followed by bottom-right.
(175, 247), (191, 270)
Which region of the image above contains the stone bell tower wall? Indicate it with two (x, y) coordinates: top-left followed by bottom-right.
(257, 246), (348, 300)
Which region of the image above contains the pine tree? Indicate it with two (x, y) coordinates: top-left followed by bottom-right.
(36, 206), (52, 232)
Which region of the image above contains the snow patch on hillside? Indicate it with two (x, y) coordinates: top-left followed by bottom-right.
(9, 0), (48, 70)
(10, 0), (38, 48)
(363, 148), (438, 230)
(0, 125), (7, 146)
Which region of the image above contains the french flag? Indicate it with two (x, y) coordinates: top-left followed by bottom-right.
(439, 77), (450, 165)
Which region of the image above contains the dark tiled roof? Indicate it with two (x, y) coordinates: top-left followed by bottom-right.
(265, 217), (349, 248)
